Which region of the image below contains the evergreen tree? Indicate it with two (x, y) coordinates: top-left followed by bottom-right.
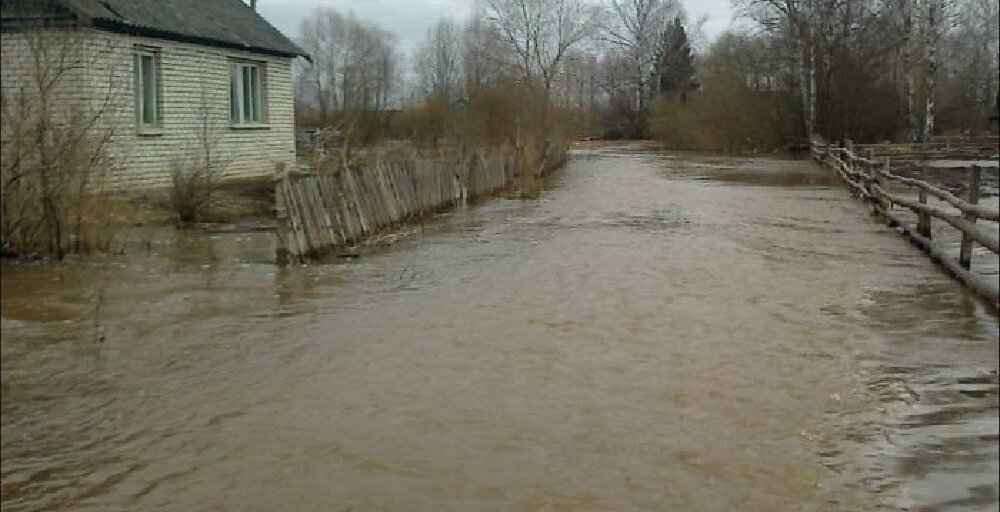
(654, 17), (696, 101)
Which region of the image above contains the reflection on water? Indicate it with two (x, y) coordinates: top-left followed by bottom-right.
(2, 144), (997, 511)
(841, 283), (999, 512)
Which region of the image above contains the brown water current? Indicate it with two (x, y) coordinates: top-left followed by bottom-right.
(2, 144), (998, 511)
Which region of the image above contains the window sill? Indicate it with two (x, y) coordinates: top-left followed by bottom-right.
(137, 127), (163, 136)
(229, 123), (270, 130)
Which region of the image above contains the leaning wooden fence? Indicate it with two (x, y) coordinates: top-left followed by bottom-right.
(274, 144), (571, 262)
(812, 140), (1000, 308)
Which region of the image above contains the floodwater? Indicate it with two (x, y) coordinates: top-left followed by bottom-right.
(2, 143), (998, 511)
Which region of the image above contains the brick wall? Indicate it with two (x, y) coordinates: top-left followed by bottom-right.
(2, 27), (298, 189)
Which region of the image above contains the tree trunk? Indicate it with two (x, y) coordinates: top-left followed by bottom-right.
(341, 70), (351, 111)
(808, 36), (816, 137)
(923, 0), (938, 142)
(635, 54), (646, 138)
(902, 0), (917, 141)
(329, 65), (339, 111)
(315, 76), (328, 124)
(799, 34), (811, 137)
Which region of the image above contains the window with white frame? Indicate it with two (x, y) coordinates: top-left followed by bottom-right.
(230, 61), (265, 124)
(134, 47), (161, 129)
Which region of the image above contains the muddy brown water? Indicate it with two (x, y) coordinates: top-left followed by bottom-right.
(2, 144), (998, 511)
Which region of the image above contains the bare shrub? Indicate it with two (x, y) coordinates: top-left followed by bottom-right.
(651, 33), (792, 153)
(1, 21), (123, 259)
(169, 157), (222, 225)
(398, 97), (452, 147)
(398, 79), (574, 196)
(169, 116), (227, 224)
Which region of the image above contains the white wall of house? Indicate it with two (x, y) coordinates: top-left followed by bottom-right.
(1, 29), (92, 126)
(2, 27), (298, 189)
(102, 31), (297, 188)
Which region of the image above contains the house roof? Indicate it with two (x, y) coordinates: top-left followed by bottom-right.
(1, 0), (308, 59)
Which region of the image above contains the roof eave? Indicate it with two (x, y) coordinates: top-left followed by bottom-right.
(91, 17), (307, 59)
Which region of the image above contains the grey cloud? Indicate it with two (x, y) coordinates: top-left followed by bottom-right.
(258, 0), (472, 54)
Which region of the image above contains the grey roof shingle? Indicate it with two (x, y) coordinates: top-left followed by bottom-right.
(2, 0), (307, 58)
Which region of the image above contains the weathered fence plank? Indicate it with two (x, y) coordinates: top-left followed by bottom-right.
(276, 145), (564, 261)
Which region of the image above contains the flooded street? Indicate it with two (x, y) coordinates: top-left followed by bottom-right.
(2, 144), (997, 511)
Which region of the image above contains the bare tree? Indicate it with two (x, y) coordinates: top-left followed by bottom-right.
(1, 17), (124, 258)
(298, 7), (346, 124)
(559, 50), (601, 113)
(900, 0), (918, 141)
(415, 18), (464, 106)
(603, 0), (682, 136)
(922, 0), (942, 141)
(484, 0), (599, 105)
(296, 8), (400, 118)
(463, 3), (509, 98)
(735, 0), (818, 137)
(937, 0), (999, 132)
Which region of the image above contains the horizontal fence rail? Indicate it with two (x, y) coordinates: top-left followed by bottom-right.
(812, 139), (1000, 308)
(852, 136), (999, 163)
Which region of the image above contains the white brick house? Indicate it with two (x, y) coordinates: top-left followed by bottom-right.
(1, 0), (307, 188)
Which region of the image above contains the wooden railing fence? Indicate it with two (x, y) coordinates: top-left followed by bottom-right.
(851, 136), (999, 162)
(811, 139), (1000, 308)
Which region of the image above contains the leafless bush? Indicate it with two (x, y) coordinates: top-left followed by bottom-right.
(650, 32), (793, 153)
(169, 158), (223, 225)
(169, 114), (227, 224)
(1, 22), (122, 259)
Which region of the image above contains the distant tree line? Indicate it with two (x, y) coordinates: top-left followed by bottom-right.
(727, 0), (998, 145)
(292, 0), (999, 151)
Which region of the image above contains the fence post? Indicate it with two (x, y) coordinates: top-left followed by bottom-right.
(864, 158), (875, 212)
(958, 165), (982, 270)
(874, 158), (890, 216)
(917, 166), (932, 238)
(917, 189), (932, 238)
(846, 145), (854, 187)
(862, 149), (873, 199)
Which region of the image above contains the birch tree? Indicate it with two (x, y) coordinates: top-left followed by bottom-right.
(603, 0), (681, 136)
(922, 0), (941, 141)
(735, 0), (817, 137)
(900, 0), (917, 141)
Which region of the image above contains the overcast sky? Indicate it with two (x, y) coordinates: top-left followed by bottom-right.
(257, 0), (736, 55)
